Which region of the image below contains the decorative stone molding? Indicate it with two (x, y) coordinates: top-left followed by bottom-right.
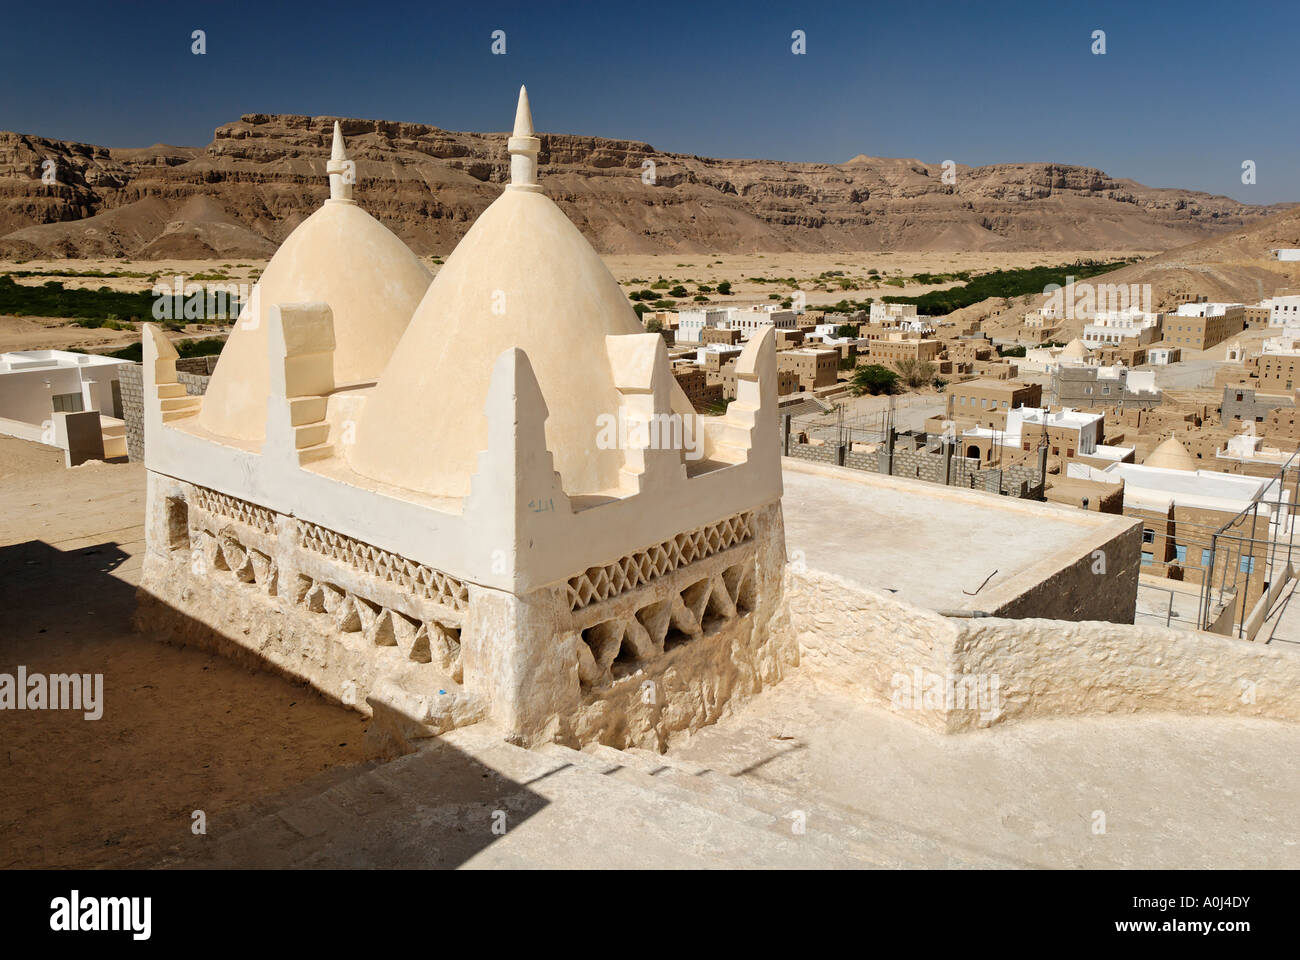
(565, 510), (754, 611)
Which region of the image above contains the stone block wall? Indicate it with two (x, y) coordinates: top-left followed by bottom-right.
(118, 362), (212, 462)
(788, 441), (840, 466)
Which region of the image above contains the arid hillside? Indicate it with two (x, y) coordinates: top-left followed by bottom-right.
(0, 114), (1288, 260)
(974, 204), (1300, 341)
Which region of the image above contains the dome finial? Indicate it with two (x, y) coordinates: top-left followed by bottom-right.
(326, 121), (354, 202)
(507, 86), (541, 192)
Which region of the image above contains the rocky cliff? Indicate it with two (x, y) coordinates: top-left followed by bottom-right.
(0, 114), (1286, 259)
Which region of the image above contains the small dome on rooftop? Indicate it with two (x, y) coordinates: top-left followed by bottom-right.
(1144, 434), (1196, 471)
(198, 123), (431, 443)
(347, 87), (694, 499)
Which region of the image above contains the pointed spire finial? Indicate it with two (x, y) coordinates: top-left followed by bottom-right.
(326, 121), (354, 202)
(507, 86), (541, 192)
(513, 85), (533, 137)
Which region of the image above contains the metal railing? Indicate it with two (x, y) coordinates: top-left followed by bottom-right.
(1196, 448), (1300, 637)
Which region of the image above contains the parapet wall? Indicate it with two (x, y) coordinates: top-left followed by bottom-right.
(787, 566), (1300, 733)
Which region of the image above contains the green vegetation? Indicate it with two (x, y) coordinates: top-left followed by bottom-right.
(0, 275), (154, 323)
(997, 344), (1027, 358)
(882, 259), (1133, 316)
(101, 337), (227, 363)
(668, 285), (688, 298)
(651, 299), (676, 309)
(2, 268), (153, 280)
(852, 364), (899, 396)
(835, 323), (858, 338)
(644, 317), (664, 333)
(716, 281), (732, 295)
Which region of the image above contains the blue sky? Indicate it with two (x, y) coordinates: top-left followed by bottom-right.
(2, 0), (1297, 202)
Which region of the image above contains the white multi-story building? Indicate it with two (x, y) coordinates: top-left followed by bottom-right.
(727, 307), (796, 340)
(869, 302), (918, 326)
(1263, 295), (1300, 328)
(673, 308), (732, 344)
(1081, 309), (1160, 346)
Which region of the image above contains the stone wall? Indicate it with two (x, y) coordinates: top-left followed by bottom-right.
(793, 433), (1039, 498)
(785, 565), (1300, 734)
(787, 441), (840, 466)
(118, 362), (212, 462)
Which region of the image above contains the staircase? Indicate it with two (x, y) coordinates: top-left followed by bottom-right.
(155, 381), (201, 422)
(287, 395), (333, 465)
(148, 722), (1016, 869)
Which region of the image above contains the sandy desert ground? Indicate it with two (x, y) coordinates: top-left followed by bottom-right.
(0, 438), (381, 867)
(0, 249), (1154, 354)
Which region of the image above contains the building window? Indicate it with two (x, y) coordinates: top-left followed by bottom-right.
(52, 392), (84, 413)
(1174, 545), (1187, 563)
(1141, 552), (1153, 566)
(1240, 557), (1256, 574)
(1201, 549), (1212, 567)
(1143, 529), (1155, 544)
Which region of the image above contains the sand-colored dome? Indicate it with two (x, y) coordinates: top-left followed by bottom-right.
(198, 124), (431, 443)
(348, 88), (693, 499)
(1060, 338), (1089, 361)
(1145, 434), (1196, 471)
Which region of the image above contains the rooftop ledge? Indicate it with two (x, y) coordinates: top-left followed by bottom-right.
(781, 458), (1139, 617)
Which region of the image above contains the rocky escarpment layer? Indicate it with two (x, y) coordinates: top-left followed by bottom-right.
(0, 114), (1286, 259)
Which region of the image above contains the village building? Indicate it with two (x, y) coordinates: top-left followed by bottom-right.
(0, 349), (131, 463)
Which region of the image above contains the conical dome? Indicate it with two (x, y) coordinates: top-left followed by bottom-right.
(198, 123), (431, 443)
(347, 88), (693, 499)
(1145, 434), (1196, 471)
(1060, 338), (1089, 360)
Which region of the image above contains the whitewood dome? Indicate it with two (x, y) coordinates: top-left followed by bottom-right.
(199, 123), (431, 443)
(348, 87), (693, 498)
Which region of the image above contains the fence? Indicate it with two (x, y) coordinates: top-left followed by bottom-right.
(1196, 449), (1300, 638)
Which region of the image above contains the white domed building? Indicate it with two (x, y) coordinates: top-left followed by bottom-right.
(137, 91), (794, 749)
(199, 123), (431, 446)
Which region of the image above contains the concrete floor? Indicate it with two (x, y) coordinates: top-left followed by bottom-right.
(781, 462), (1108, 610)
(669, 675), (1300, 869)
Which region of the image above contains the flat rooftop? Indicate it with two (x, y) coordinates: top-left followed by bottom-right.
(781, 459), (1134, 613)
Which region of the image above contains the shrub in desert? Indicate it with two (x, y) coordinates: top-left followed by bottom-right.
(894, 358), (935, 389)
(852, 364), (898, 396)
